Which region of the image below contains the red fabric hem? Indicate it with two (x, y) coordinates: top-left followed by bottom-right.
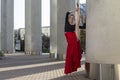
(64, 32), (82, 74)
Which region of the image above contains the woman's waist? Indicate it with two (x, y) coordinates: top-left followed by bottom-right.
(65, 31), (75, 33)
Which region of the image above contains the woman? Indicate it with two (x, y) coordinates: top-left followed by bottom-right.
(64, 3), (82, 74)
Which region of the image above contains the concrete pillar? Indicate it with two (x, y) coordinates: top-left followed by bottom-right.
(86, 0), (120, 64)
(1, 0), (14, 53)
(89, 63), (99, 80)
(101, 64), (114, 80)
(1, 0), (7, 52)
(114, 65), (120, 80)
(50, 0), (75, 60)
(86, 0), (120, 79)
(6, 0), (14, 53)
(0, 0), (1, 50)
(90, 64), (114, 80)
(25, 0), (32, 54)
(25, 0), (42, 55)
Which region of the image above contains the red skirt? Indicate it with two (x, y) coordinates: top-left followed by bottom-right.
(64, 32), (82, 74)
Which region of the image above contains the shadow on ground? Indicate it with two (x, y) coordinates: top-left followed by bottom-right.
(0, 54), (86, 80)
(51, 71), (90, 80)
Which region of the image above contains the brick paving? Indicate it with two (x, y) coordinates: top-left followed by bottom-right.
(0, 53), (90, 80)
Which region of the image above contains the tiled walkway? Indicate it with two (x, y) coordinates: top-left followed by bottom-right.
(0, 53), (90, 80)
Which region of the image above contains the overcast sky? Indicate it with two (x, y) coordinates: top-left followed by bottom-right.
(14, 0), (25, 29)
(80, 0), (86, 3)
(14, 0), (86, 29)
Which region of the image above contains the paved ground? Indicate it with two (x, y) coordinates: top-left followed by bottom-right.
(0, 53), (90, 80)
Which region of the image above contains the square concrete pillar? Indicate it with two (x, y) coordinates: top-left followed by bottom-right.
(86, 0), (120, 64)
(86, 0), (120, 79)
(1, 0), (14, 53)
(89, 63), (99, 80)
(6, 0), (14, 53)
(89, 64), (114, 80)
(50, 0), (75, 60)
(113, 65), (120, 80)
(0, 0), (1, 50)
(25, 0), (32, 54)
(25, 0), (42, 55)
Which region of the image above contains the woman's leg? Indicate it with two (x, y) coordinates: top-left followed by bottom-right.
(77, 40), (82, 66)
(64, 32), (82, 74)
(64, 32), (77, 74)
(72, 40), (82, 71)
(64, 33), (74, 74)
(64, 43), (74, 74)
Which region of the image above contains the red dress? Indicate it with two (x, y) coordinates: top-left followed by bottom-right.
(64, 32), (82, 74)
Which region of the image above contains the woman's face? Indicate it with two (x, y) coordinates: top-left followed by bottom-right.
(69, 15), (74, 25)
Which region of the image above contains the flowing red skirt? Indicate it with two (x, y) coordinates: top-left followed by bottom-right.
(64, 32), (82, 74)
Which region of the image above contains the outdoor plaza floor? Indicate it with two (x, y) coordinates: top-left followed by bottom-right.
(0, 53), (90, 80)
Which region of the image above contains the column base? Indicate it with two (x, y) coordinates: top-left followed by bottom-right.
(114, 64), (120, 80)
(50, 53), (66, 60)
(25, 51), (42, 55)
(90, 63), (99, 80)
(2, 50), (15, 54)
(90, 64), (114, 80)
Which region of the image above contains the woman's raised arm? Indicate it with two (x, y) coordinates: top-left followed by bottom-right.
(75, 3), (80, 41)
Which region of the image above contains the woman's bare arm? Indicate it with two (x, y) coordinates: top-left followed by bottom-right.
(75, 3), (80, 41)
(69, 10), (76, 13)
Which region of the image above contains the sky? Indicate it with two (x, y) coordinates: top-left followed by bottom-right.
(14, 0), (25, 29)
(14, 0), (86, 29)
(80, 0), (86, 4)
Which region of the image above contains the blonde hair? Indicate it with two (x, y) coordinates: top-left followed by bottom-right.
(68, 13), (74, 19)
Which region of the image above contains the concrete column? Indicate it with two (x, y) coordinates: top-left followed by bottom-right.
(1, 0), (14, 53)
(6, 0), (14, 53)
(25, 0), (32, 54)
(89, 63), (99, 80)
(86, 0), (120, 79)
(89, 64), (114, 80)
(0, 0), (1, 50)
(50, 0), (75, 60)
(1, 0), (7, 52)
(101, 64), (114, 80)
(25, 0), (42, 55)
(114, 65), (120, 80)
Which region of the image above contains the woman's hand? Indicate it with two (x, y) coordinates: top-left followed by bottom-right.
(69, 10), (75, 13)
(76, 3), (79, 12)
(68, 3), (79, 13)
(76, 3), (80, 24)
